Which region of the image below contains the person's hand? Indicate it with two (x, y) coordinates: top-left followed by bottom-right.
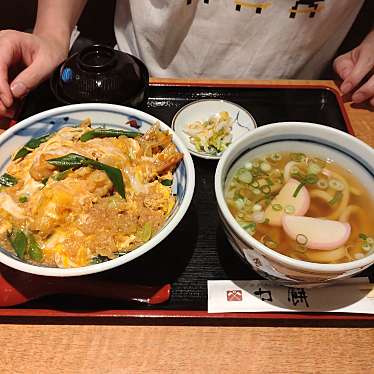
(333, 30), (374, 106)
(0, 30), (69, 116)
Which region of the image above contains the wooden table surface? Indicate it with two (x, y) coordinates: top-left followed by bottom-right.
(0, 79), (373, 374)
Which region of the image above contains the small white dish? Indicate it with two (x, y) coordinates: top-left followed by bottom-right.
(172, 99), (256, 160)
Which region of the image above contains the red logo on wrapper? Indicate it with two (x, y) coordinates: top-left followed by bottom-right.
(226, 290), (242, 302)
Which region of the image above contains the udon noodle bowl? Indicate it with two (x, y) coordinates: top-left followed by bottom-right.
(224, 142), (374, 264)
(0, 119), (183, 268)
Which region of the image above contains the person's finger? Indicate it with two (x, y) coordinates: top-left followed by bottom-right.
(0, 101), (7, 114)
(0, 68), (13, 108)
(340, 48), (374, 95)
(0, 102), (16, 118)
(0, 47), (15, 108)
(333, 52), (355, 80)
(351, 75), (374, 103)
(10, 56), (51, 98)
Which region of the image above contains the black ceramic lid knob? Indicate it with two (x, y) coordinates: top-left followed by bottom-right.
(77, 45), (116, 72)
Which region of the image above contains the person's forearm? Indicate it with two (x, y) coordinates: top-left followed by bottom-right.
(33, 0), (88, 47)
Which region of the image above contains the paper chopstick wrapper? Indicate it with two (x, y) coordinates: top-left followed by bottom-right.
(208, 277), (374, 314)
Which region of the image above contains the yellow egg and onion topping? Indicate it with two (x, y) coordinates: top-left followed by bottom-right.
(0, 119), (183, 268)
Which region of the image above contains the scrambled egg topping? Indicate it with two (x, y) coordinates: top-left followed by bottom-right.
(0, 119), (183, 268)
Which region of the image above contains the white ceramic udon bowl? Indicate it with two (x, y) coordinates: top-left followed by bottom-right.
(0, 103), (195, 277)
(215, 122), (374, 287)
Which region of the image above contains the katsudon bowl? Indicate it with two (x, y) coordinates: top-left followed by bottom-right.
(0, 103), (195, 276)
(215, 122), (374, 287)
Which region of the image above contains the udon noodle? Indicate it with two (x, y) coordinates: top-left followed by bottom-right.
(225, 151), (374, 264)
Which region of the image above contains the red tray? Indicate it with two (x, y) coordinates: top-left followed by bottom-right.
(1, 81), (373, 325)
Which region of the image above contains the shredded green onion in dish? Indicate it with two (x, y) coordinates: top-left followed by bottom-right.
(183, 111), (233, 155)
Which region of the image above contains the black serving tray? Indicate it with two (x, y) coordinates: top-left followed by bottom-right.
(2, 81), (373, 321)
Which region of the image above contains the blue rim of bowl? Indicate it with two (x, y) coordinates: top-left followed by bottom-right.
(171, 99), (257, 160)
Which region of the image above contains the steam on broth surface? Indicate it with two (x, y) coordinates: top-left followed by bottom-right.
(224, 151), (374, 264)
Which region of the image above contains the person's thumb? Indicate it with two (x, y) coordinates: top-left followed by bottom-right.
(340, 47), (374, 95)
(10, 57), (51, 98)
(333, 52), (354, 81)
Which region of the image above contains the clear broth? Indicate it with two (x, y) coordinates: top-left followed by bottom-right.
(225, 151), (374, 264)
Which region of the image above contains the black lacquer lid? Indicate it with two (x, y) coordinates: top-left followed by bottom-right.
(50, 44), (149, 107)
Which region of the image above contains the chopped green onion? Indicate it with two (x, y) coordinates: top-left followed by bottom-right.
(18, 195), (28, 203)
(290, 153), (306, 162)
(290, 166), (300, 175)
(235, 198), (246, 210)
(52, 169), (72, 181)
(8, 229), (28, 259)
(250, 181), (259, 188)
(270, 153), (282, 162)
(242, 222), (256, 234)
(260, 162), (271, 172)
(317, 179), (328, 190)
(262, 236), (278, 249)
(272, 204), (282, 211)
(233, 191), (244, 200)
(252, 188), (261, 195)
(251, 167), (268, 177)
(138, 222), (152, 241)
(293, 174), (318, 197)
(266, 178), (274, 186)
(307, 162), (322, 175)
(48, 153), (126, 199)
(161, 179), (173, 186)
(252, 204), (262, 212)
(296, 234), (308, 246)
(237, 169), (253, 184)
(244, 162), (252, 170)
(295, 245), (307, 253)
(291, 172), (305, 181)
(91, 255), (110, 264)
(28, 234), (43, 262)
(252, 210), (266, 223)
(13, 132), (54, 160)
(284, 205), (295, 214)
(80, 128), (141, 142)
(303, 174), (318, 185)
(329, 191), (343, 206)
(359, 233), (368, 241)
(362, 243), (372, 252)
(260, 185), (271, 194)
(0, 173), (18, 187)
(293, 182), (305, 198)
(329, 179), (344, 191)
